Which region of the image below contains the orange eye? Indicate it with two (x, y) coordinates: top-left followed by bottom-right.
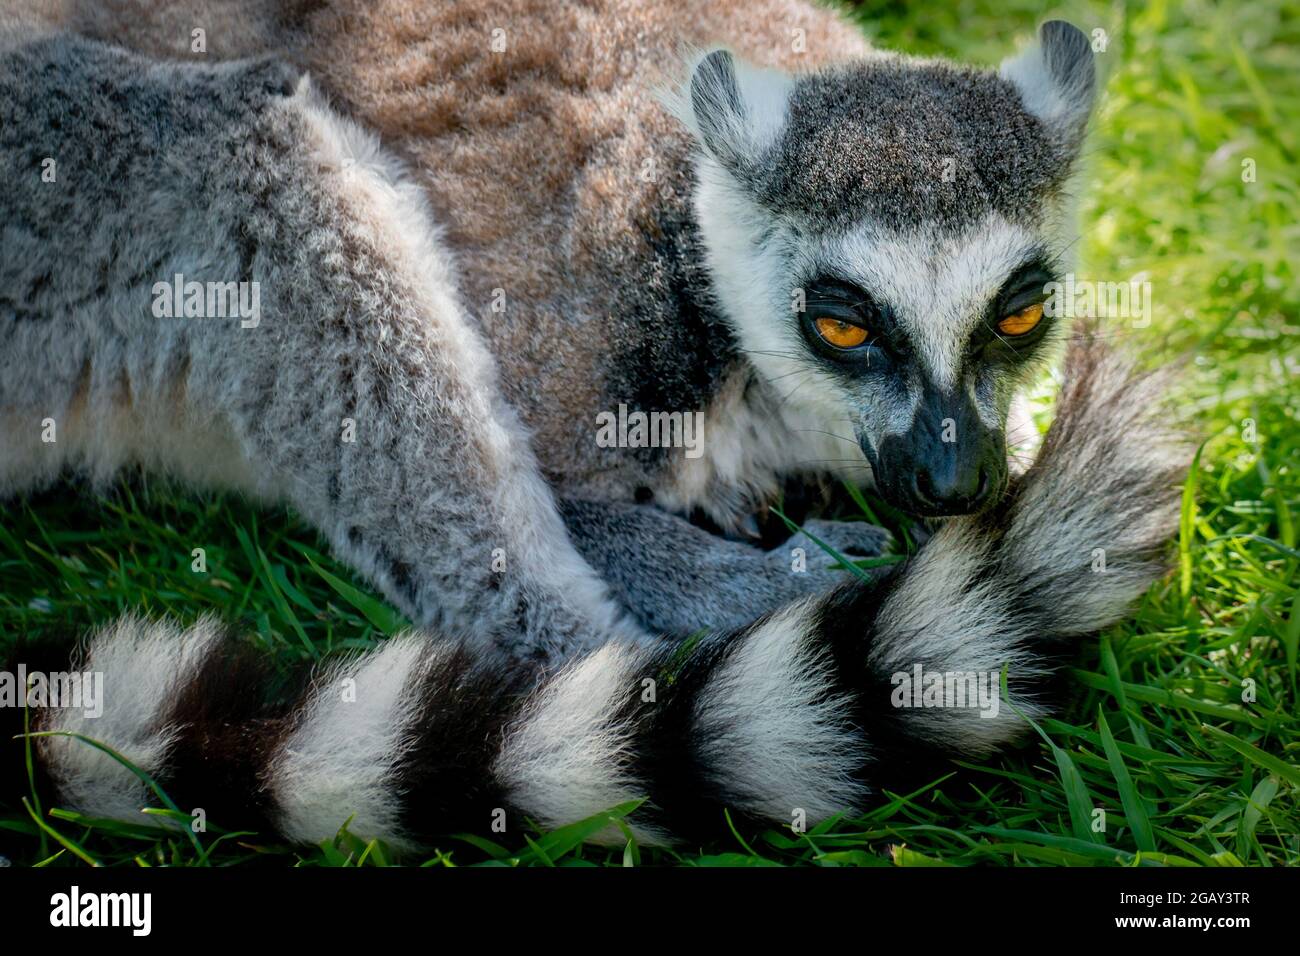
(814, 316), (869, 349)
(997, 302), (1044, 337)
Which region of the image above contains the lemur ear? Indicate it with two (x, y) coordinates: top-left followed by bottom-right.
(682, 48), (793, 174)
(999, 20), (1096, 149)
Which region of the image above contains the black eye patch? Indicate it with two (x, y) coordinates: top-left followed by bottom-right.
(803, 277), (880, 316)
(970, 256), (1060, 358)
(797, 275), (905, 364)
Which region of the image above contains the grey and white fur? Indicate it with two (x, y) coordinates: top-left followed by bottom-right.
(0, 9), (1190, 849)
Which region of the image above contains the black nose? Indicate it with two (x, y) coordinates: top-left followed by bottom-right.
(911, 461), (993, 514)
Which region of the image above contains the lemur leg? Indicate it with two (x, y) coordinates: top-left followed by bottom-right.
(560, 499), (891, 633)
(0, 36), (635, 660)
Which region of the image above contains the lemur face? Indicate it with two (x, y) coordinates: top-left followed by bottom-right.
(680, 22), (1096, 517)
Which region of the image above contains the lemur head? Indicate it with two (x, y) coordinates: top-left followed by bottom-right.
(677, 22), (1096, 517)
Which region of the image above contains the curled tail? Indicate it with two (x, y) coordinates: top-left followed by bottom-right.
(6, 337), (1189, 852)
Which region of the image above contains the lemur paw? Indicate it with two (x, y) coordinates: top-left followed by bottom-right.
(769, 519), (893, 571)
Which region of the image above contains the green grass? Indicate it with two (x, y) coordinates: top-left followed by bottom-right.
(2, 0), (1297, 866)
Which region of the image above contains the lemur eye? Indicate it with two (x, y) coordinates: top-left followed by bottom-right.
(813, 316), (869, 349)
(997, 302), (1044, 337)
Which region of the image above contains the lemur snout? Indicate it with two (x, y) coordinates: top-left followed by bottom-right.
(910, 457), (999, 516)
(868, 423), (1007, 517)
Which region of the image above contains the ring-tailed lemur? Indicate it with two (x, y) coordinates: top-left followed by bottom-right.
(0, 3), (1188, 852)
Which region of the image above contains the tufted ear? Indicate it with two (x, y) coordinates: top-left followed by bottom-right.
(999, 20), (1096, 150)
(679, 48), (794, 175)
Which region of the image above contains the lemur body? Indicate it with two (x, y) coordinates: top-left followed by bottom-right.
(0, 2), (1188, 851)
